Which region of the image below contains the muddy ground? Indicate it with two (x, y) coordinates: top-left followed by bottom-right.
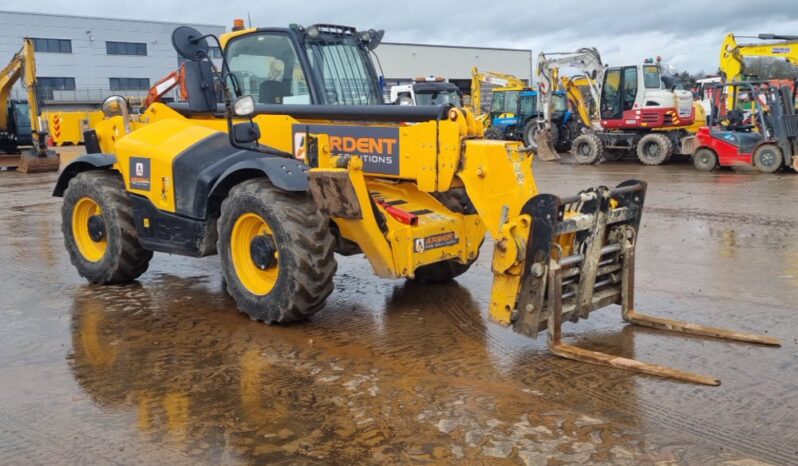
(1, 148), (796, 465)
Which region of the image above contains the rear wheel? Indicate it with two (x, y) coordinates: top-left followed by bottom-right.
(522, 120), (539, 148)
(218, 178), (337, 323)
(693, 148), (718, 172)
(752, 144), (783, 173)
(484, 127), (504, 140)
(571, 133), (603, 164)
(637, 133), (673, 166)
(61, 171), (152, 284)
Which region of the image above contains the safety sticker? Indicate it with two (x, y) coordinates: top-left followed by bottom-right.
(130, 157), (151, 191)
(414, 231), (458, 253)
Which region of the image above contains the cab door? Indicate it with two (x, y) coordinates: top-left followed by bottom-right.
(600, 66), (637, 128)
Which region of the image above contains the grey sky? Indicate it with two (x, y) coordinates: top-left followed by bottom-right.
(18, 0), (798, 73)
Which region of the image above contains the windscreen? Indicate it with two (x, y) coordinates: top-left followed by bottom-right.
(226, 33), (311, 105)
(552, 94), (568, 112)
(491, 90), (519, 114)
(304, 35), (383, 105)
(414, 90), (461, 107)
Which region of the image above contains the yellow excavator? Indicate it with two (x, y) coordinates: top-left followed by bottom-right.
(719, 33), (798, 108)
(720, 33), (798, 82)
(0, 38), (59, 172)
(469, 67), (527, 127)
(53, 22), (779, 385)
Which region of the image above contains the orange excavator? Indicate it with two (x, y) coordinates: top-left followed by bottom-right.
(143, 64), (189, 108)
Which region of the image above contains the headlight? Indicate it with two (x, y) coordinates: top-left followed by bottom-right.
(233, 95), (255, 117)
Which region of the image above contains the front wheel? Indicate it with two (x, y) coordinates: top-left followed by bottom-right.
(752, 144), (783, 173)
(570, 133), (603, 164)
(693, 148), (718, 172)
(522, 121), (539, 149)
(62, 171), (152, 284)
(218, 178), (337, 323)
(483, 127), (504, 140)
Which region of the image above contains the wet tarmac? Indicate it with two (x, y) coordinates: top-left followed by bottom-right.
(1, 150), (797, 465)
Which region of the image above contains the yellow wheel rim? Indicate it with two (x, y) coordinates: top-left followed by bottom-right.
(72, 197), (107, 262)
(231, 212), (279, 296)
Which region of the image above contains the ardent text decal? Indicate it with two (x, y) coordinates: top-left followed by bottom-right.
(292, 124), (400, 175)
(414, 231), (458, 253)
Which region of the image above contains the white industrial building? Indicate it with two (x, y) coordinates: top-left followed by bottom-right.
(377, 42), (532, 91)
(0, 10), (531, 108)
(0, 10), (224, 107)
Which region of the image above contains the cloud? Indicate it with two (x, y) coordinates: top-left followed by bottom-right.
(9, 0), (798, 72)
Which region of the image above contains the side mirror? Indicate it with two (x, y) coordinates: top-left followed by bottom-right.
(171, 26), (210, 61)
(101, 95), (129, 117)
(101, 95), (131, 133)
(232, 122), (261, 145)
(233, 95), (256, 117)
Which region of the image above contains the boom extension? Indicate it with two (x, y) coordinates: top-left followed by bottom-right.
(491, 181), (780, 385)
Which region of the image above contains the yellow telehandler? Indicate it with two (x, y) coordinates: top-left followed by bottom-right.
(53, 23), (779, 385)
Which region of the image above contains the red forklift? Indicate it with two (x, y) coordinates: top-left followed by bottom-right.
(686, 81), (798, 173)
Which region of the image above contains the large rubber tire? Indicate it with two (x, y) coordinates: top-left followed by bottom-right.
(752, 143), (783, 173)
(61, 171), (152, 284)
(636, 133), (673, 166)
(483, 127), (504, 140)
(693, 148), (718, 172)
(571, 133), (603, 165)
(218, 179), (337, 323)
(522, 120), (538, 148)
(413, 260), (475, 283)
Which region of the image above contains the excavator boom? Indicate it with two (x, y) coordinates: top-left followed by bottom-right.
(721, 33), (798, 83)
(535, 48), (603, 160)
(0, 38), (58, 172)
(470, 67), (527, 125)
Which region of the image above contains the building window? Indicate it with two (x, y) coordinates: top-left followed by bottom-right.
(31, 38), (72, 53)
(38, 77), (76, 90)
(106, 41), (147, 56)
(209, 46), (223, 58)
(109, 78), (150, 91)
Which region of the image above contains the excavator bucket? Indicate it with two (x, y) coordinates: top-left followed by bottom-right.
(510, 180), (780, 385)
(18, 149), (60, 173)
(533, 127), (561, 161)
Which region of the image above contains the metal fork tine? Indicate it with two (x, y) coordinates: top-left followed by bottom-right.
(550, 342), (721, 386)
(546, 259), (722, 386)
(625, 311), (782, 346)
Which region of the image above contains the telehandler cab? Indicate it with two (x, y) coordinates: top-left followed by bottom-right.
(54, 23), (780, 385)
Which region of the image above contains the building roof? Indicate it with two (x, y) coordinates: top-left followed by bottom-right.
(0, 9), (225, 29)
(382, 41), (531, 54)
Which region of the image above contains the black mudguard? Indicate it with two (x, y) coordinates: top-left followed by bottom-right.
(52, 154), (117, 197)
(208, 157), (309, 201)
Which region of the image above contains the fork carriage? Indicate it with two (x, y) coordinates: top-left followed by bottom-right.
(509, 181), (780, 385)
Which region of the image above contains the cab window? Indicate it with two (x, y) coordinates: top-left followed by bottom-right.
(601, 68), (621, 119)
(623, 66), (638, 111)
(226, 33), (311, 105)
(643, 65), (660, 89)
(490, 91), (505, 114)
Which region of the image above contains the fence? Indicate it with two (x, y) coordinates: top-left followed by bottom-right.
(11, 87), (156, 105)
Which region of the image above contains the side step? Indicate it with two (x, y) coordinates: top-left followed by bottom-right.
(512, 180), (780, 386)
